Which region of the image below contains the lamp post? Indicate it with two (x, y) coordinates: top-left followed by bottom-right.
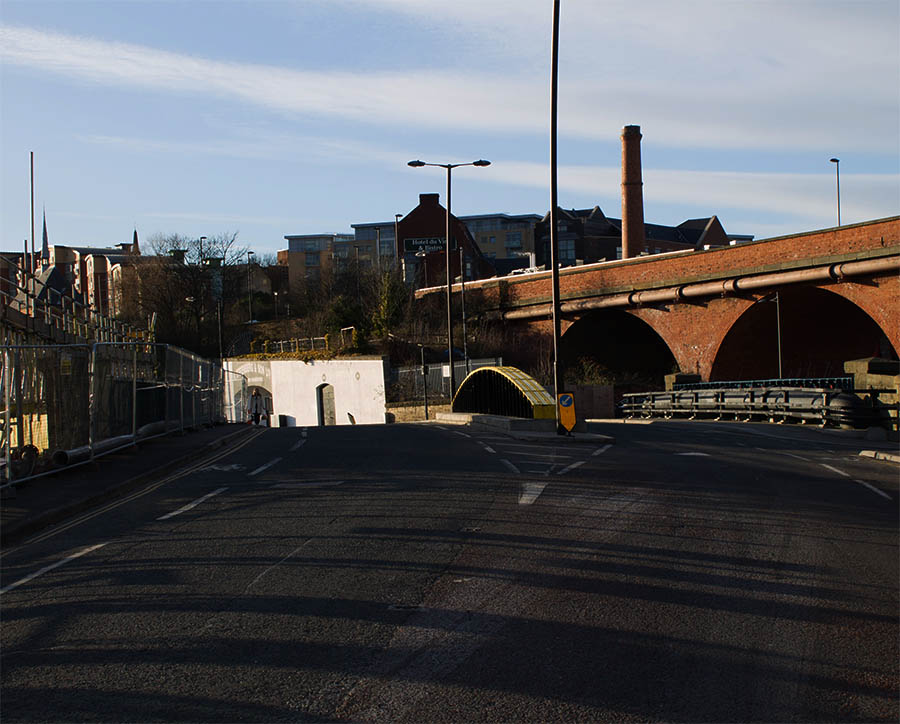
(246, 250), (255, 323)
(415, 250), (427, 288)
(829, 158), (841, 227)
(199, 236), (207, 262)
(407, 158), (490, 399)
(460, 247), (469, 374)
(274, 291), (279, 319)
(394, 213), (402, 268)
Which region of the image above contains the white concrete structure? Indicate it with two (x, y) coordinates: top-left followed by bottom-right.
(224, 357), (389, 426)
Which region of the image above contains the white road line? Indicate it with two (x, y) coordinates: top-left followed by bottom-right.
(0, 543), (108, 595)
(519, 481), (548, 505)
(301, 429), (308, 438)
(675, 452), (711, 457)
(500, 459), (520, 474)
(157, 487), (228, 520)
(558, 460), (587, 475)
(479, 443), (496, 453)
(452, 430), (470, 438)
(592, 444), (612, 456)
(820, 463), (850, 478)
(854, 479), (892, 500)
(781, 452), (811, 462)
(249, 457), (282, 477)
(290, 439), (306, 452)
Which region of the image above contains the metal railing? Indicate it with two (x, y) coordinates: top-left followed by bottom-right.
(673, 376), (853, 391)
(622, 386), (897, 430)
(389, 357), (502, 402)
(0, 342), (245, 489)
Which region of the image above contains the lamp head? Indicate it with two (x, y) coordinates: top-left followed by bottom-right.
(408, 160), (425, 167)
(473, 159), (491, 167)
(830, 158), (840, 164)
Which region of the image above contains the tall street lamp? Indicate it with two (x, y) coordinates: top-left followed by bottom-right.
(394, 214), (403, 268)
(247, 250), (255, 323)
(408, 158), (490, 399)
(829, 158), (841, 227)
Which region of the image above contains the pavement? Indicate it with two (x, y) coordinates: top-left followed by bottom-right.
(1, 416), (896, 549)
(0, 423), (255, 549)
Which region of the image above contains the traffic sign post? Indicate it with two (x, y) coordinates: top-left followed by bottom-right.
(557, 392), (576, 433)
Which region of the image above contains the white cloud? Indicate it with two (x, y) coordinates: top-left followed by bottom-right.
(3, 11), (897, 152)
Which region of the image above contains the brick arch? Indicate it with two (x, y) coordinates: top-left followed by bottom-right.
(709, 285), (897, 381)
(810, 277), (899, 356)
(560, 308), (677, 387)
(628, 298), (754, 381)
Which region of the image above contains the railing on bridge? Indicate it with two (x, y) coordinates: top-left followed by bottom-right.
(622, 384), (897, 431)
(0, 343), (245, 490)
(672, 376), (853, 391)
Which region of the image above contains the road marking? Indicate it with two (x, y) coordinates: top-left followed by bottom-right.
(249, 457), (282, 477)
(592, 444), (612, 456)
(820, 463), (850, 478)
(782, 452), (812, 462)
(301, 428), (308, 438)
(1, 428), (265, 556)
(519, 481), (548, 505)
(451, 430), (470, 438)
(290, 439), (306, 452)
(558, 460), (586, 475)
(0, 543), (108, 595)
(479, 443), (496, 453)
(853, 479), (892, 500)
(157, 487), (228, 520)
(675, 452), (711, 457)
(500, 459), (520, 474)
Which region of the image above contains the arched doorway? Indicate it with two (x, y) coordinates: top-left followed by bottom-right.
(710, 286), (897, 381)
(560, 309), (677, 389)
(316, 383), (336, 426)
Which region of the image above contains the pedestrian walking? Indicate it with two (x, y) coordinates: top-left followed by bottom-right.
(248, 389), (264, 425)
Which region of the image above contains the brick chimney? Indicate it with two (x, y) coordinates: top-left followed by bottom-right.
(621, 125), (645, 259)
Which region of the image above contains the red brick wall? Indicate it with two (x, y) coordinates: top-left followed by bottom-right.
(459, 218), (899, 382)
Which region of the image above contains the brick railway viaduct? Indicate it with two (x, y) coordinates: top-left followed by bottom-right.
(423, 216), (899, 385)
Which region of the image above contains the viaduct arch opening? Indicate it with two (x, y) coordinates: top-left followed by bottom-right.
(560, 310), (676, 389)
(711, 287), (897, 381)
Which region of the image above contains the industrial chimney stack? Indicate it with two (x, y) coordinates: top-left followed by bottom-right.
(621, 125), (645, 259)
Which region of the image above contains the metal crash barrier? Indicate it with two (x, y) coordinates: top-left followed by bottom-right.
(621, 386), (897, 430)
(0, 343), (246, 489)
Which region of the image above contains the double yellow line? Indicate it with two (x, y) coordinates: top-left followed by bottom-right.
(2, 427), (266, 554)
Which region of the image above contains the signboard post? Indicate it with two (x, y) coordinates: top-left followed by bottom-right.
(557, 392), (576, 433)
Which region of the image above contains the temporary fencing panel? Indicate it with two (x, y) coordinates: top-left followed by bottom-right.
(0, 343), (243, 488)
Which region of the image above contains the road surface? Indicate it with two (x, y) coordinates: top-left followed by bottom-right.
(1, 420), (897, 722)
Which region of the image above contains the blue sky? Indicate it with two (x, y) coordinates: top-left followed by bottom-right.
(2, 0), (898, 257)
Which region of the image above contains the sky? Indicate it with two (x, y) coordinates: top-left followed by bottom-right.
(1, 0), (898, 258)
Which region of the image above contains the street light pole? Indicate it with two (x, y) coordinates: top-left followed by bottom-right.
(829, 158), (841, 227)
(247, 250), (254, 323)
(394, 214), (402, 269)
(407, 158), (490, 400)
(460, 246), (469, 374)
(550, 0), (565, 434)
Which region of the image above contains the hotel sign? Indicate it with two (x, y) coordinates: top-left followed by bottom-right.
(404, 237), (455, 253)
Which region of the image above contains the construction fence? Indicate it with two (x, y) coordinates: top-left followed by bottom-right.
(0, 343), (245, 488)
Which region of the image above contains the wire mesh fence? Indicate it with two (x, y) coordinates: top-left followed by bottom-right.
(0, 343), (245, 488)
(388, 357), (502, 402)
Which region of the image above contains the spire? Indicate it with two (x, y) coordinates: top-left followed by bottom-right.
(41, 208), (50, 260)
(131, 228), (140, 255)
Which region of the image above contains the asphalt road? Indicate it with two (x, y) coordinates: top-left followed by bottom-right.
(1, 420), (897, 722)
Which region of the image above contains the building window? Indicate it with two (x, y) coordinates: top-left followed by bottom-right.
(560, 239), (576, 263)
(505, 231), (522, 249)
(305, 252), (320, 266)
(616, 246), (622, 259)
